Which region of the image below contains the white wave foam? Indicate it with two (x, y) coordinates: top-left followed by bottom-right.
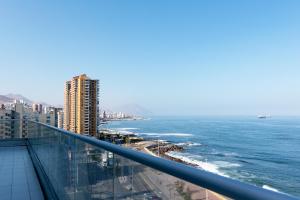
(157, 139), (168, 143)
(213, 161), (241, 168)
(117, 131), (135, 135)
(165, 151), (228, 177)
(176, 142), (202, 147)
(138, 133), (193, 137)
(116, 128), (139, 131)
(222, 152), (239, 157)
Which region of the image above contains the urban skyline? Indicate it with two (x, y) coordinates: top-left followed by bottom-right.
(0, 1), (300, 115)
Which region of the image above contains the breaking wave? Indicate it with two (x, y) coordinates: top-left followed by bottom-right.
(138, 133), (193, 137)
(116, 128), (139, 131)
(165, 151), (229, 177)
(213, 161), (241, 168)
(117, 131), (134, 135)
(176, 142), (202, 147)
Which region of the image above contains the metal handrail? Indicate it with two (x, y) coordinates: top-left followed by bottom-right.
(29, 121), (298, 200)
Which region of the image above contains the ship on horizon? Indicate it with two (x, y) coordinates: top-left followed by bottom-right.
(257, 115), (271, 119)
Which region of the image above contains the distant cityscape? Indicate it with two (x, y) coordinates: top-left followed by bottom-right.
(0, 74), (141, 139)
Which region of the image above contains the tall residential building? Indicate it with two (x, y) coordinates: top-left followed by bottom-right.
(64, 74), (99, 136)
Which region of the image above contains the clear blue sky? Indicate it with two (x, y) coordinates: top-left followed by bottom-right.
(0, 0), (300, 115)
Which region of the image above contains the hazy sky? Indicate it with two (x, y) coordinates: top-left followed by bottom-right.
(0, 0), (300, 115)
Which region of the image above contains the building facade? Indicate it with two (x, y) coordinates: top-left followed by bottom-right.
(32, 103), (43, 114)
(64, 74), (99, 136)
(57, 110), (64, 129)
(0, 108), (19, 139)
(13, 102), (56, 137)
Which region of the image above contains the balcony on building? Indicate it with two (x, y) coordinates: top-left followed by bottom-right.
(0, 119), (298, 200)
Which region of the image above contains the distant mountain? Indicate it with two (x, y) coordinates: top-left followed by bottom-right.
(6, 93), (33, 104)
(0, 95), (14, 104)
(113, 103), (152, 116)
(0, 94), (53, 107)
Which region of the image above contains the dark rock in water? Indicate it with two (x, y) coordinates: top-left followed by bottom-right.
(149, 143), (184, 155)
(147, 143), (199, 166)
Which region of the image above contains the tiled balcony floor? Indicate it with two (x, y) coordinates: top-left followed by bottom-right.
(0, 146), (44, 200)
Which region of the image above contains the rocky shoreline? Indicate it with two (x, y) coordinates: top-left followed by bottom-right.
(105, 129), (227, 200)
(127, 140), (227, 200)
(145, 142), (201, 168)
(101, 128), (200, 168)
(147, 142), (184, 154)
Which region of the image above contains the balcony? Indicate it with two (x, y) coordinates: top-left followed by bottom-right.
(0, 119), (298, 200)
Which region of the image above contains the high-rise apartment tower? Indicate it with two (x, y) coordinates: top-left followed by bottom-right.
(63, 74), (99, 136)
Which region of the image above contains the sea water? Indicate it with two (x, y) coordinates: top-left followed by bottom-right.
(106, 116), (300, 197)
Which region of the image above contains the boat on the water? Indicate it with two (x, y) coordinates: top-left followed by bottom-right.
(258, 115), (266, 119)
(257, 115), (271, 119)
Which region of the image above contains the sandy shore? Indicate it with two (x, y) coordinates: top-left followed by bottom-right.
(127, 141), (229, 200)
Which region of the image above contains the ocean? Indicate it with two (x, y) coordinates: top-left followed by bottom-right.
(105, 116), (300, 197)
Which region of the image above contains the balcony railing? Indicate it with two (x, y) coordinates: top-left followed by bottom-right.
(0, 119), (299, 200)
